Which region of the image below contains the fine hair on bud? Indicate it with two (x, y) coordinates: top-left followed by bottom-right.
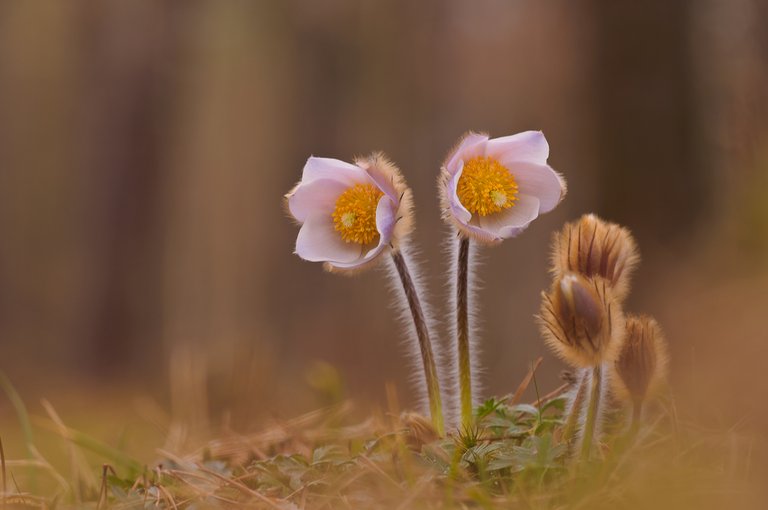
(538, 272), (625, 369)
(551, 214), (639, 300)
(613, 314), (669, 407)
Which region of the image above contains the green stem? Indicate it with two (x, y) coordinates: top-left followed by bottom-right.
(456, 237), (473, 429)
(391, 250), (445, 436)
(580, 364), (602, 462)
(0, 371), (37, 491)
(562, 371), (589, 445)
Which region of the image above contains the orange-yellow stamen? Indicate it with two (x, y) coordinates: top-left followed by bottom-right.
(456, 156), (518, 216)
(332, 183), (383, 244)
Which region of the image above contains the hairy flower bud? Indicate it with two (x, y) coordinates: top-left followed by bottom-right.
(538, 272), (625, 368)
(613, 315), (669, 405)
(551, 214), (639, 300)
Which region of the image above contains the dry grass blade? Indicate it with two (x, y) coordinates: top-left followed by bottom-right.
(156, 483), (179, 510)
(357, 456), (402, 492)
(41, 399), (99, 497)
(395, 474), (434, 510)
(34, 410), (143, 476)
(533, 382), (571, 407)
(96, 465), (119, 510)
(198, 464), (292, 509)
(185, 401), (355, 465)
(510, 357), (544, 405)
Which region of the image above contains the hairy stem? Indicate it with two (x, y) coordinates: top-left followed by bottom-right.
(456, 236), (473, 429)
(580, 364), (602, 461)
(561, 370), (589, 445)
(391, 250), (445, 436)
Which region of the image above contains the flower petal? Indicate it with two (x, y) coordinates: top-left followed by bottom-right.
(336, 196), (398, 266)
(375, 196), (397, 244)
(295, 213), (362, 264)
(463, 221), (501, 244)
(448, 163), (472, 224)
(486, 131), (550, 165)
(287, 178), (347, 223)
(445, 133), (488, 176)
(508, 162), (565, 214)
(301, 156), (370, 186)
(362, 240), (388, 262)
(365, 166), (399, 204)
(477, 194), (541, 239)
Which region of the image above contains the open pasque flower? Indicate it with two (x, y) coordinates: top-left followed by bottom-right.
(286, 153), (412, 272)
(286, 153), (445, 434)
(439, 131), (566, 244)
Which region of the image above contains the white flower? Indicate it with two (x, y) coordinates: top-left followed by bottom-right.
(439, 131), (566, 244)
(286, 154), (411, 272)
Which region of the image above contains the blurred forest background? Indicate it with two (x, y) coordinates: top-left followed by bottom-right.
(0, 0), (766, 488)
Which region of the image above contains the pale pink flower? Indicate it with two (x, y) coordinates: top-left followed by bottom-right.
(286, 153), (412, 272)
(439, 131), (566, 244)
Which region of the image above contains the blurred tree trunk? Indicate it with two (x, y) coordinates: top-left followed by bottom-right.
(76, 1), (181, 375)
(591, 1), (709, 245)
(161, 1), (292, 430)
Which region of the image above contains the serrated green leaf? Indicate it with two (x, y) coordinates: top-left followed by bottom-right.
(476, 398), (504, 419)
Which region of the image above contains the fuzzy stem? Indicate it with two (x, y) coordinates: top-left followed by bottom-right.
(456, 236), (473, 429)
(580, 364), (602, 461)
(561, 371), (589, 445)
(390, 250), (445, 436)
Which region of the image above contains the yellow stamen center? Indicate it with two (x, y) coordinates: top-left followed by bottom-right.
(332, 183), (384, 244)
(456, 156), (518, 216)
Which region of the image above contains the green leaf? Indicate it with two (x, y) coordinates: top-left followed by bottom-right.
(541, 396), (567, 413)
(510, 404), (541, 417)
(476, 398), (504, 420)
(312, 444), (348, 465)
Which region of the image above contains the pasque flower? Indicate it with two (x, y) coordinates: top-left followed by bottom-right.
(286, 153), (412, 272)
(538, 272), (626, 460)
(286, 153), (445, 435)
(539, 273), (625, 369)
(439, 131), (566, 244)
(439, 130), (566, 431)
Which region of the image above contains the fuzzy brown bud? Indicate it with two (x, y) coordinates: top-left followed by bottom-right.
(551, 214), (639, 300)
(613, 315), (669, 405)
(538, 272), (625, 368)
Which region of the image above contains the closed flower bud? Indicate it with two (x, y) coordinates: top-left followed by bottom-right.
(538, 272), (625, 368)
(613, 315), (669, 406)
(551, 214), (639, 300)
